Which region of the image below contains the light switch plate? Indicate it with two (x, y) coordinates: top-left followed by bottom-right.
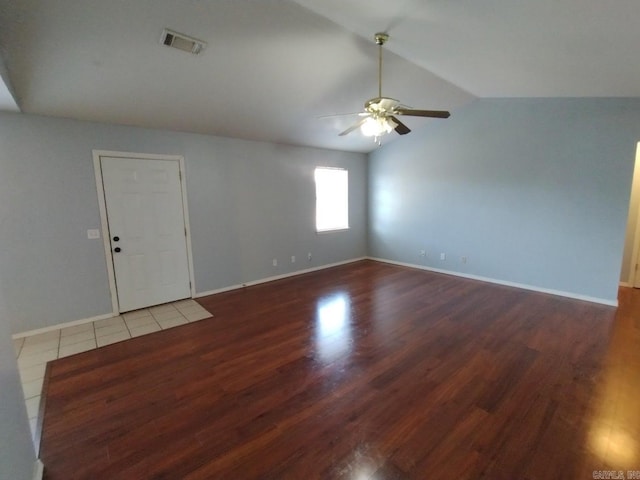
(87, 229), (100, 239)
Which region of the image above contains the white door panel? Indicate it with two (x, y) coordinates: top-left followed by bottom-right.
(101, 157), (191, 312)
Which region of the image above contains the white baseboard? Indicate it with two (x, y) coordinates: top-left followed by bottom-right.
(16, 256), (610, 338)
(33, 460), (44, 480)
(368, 257), (618, 307)
(195, 257), (367, 298)
(13, 258), (366, 338)
(13, 312), (116, 339)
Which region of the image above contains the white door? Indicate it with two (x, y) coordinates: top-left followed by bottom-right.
(101, 156), (191, 312)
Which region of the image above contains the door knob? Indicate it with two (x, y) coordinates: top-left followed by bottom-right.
(113, 236), (120, 242)
(114, 247), (121, 253)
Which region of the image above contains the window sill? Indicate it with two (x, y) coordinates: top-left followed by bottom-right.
(316, 228), (350, 234)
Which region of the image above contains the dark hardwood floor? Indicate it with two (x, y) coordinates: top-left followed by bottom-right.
(39, 260), (640, 479)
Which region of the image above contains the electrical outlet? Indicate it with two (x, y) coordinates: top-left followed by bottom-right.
(272, 258), (278, 267)
(307, 252), (312, 261)
(419, 250), (426, 257)
(291, 256), (296, 263)
(440, 253), (446, 261)
(87, 229), (100, 239)
(461, 256), (467, 264)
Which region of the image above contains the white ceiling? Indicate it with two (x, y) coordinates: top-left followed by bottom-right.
(0, 0), (638, 153)
(295, 0), (640, 98)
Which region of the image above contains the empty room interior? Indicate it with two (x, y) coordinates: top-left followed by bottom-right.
(1, 1), (640, 479)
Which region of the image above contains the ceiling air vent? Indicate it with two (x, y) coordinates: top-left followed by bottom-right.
(160, 28), (206, 55)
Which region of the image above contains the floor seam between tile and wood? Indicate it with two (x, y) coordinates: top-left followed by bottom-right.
(12, 298), (213, 441)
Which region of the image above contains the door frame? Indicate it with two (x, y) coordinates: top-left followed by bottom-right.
(623, 143), (640, 287)
(92, 150), (197, 314)
(630, 200), (640, 287)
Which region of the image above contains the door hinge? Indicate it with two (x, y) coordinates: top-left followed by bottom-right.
(179, 170), (182, 181)
(184, 227), (187, 236)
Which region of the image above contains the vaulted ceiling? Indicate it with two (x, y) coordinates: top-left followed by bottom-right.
(0, 0), (638, 153)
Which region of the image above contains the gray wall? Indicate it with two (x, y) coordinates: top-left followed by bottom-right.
(3, 97), (635, 334)
(0, 112), (367, 333)
(0, 295), (35, 478)
(1, 145), (35, 475)
(369, 98), (640, 303)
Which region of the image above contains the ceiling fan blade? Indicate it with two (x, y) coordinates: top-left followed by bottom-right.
(395, 108), (450, 119)
(390, 116), (411, 135)
(338, 117), (369, 136)
(318, 112), (369, 119)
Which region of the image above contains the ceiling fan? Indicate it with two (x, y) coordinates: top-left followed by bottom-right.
(334, 32), (450, 142)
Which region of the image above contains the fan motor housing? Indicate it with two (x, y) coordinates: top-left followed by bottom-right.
(374, 32), (389, 45)
(365, 97), (400, 113)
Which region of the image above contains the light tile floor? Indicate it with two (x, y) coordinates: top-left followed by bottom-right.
(13, 299), (212, 439)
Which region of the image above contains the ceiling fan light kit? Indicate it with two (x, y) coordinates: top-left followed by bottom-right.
(360, 115), (396, 137)
(335, 32), (451, 144)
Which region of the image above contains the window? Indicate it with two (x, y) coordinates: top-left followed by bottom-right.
(314, 167), (349, 232)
